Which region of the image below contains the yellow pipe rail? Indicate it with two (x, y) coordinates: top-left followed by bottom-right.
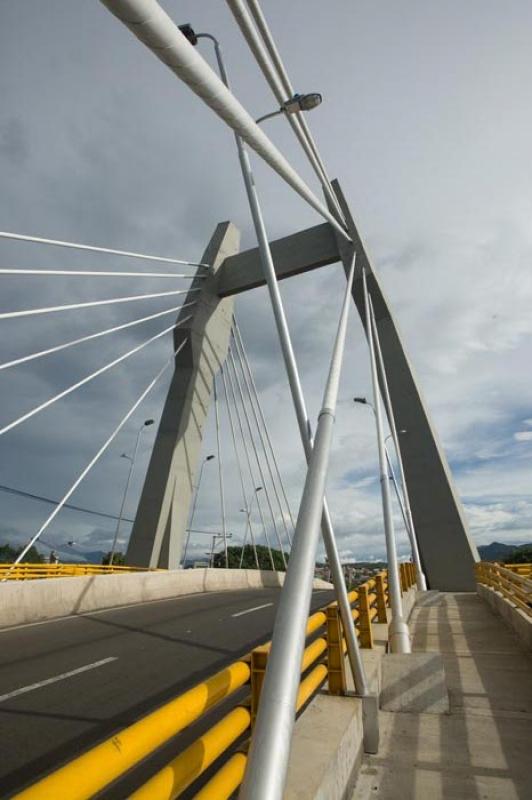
(301, 636), (327, 672)
(130, 706), (251, 800)
(305, 609), (327, 636)
(193, 752), (248, 800)
(192, 664), (329, 800)
(14, 661), (250, 800)
(0, 562), (157, 580)
(16, 569), (394, 800)
(475, 562), (531, 617)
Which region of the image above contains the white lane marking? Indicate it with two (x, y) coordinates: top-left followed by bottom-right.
(0, 656), (118, 704)
(231, 602), (273, 618)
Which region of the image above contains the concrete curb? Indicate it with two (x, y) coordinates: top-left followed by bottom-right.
(0, 569), (333, 629)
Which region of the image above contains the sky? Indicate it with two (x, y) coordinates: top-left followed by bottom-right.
(0, 0), (531, 564)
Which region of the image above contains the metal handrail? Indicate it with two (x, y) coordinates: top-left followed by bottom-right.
(0, 562), (157, 580)
(475, 562), (532, 617)
(14, 569), (408, 800)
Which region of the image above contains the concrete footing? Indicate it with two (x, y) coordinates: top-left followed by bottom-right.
(380, 653), (449, 713)
(285, 692), (364, 800)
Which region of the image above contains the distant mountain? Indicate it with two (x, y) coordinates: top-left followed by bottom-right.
(478, 542), (531, 562)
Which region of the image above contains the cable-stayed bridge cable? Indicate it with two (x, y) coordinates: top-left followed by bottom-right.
(226, 0), (343, 221)
(225, 347), (275, 571)
(0, 301), (197, 372)
(0, 268), (205, 279)
(233, 317), (295, 533)
(0, 316), (193, 437)
(0, 231), (210, 268)
(243, 0), (341, 216)
(220, 364), (260, 570)
(6, 337), (189, 573)
(99, 0), (350, 241)
(228, 344), (286, 568)
(231, 325), (292, 550)
(0, 288), (200, 321)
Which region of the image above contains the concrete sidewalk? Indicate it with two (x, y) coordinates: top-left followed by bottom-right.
(352, 592), (532, 800)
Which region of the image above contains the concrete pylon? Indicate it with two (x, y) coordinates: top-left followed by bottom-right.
(126, 222), (240, 568)
(331, 181), (478, 591)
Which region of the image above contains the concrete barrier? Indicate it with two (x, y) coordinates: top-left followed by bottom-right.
(0, 569), (332, 629)
(477, 582), (532, 652)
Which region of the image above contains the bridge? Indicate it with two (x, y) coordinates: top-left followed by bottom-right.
(1, 1), (531, 799)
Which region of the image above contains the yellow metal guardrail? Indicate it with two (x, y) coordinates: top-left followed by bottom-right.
(15, 566), (417, 800)
(503, 562), (532, 577)
(475, 561), (532, 617)
(0, 562), (157, 580)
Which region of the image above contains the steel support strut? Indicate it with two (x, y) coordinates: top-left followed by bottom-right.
(363, 271), (411, 654)
(240, 248), (357, 800)
(369, 295), (427, 591)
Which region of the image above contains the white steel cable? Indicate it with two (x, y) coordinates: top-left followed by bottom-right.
(225, 349), (275, 571)
(0, 268), (205, 279)
(0, 301), (197, 372)
(220, 364), (260, 570)
(0, 231), (209, 268)
(0, 316), (192, 437)
(0, 288), (200, 321)
(213, 375), (229, 569)
(233, 318), (295, 533)
(226, 0), (343, 221)
(99, 0), (349, 241)
(228, 345), (287, 568)
(243, 0), (342, 217)
(240, 236), (357, 800)
(6, 337), (189, 573)
(231, 326), (292, 550)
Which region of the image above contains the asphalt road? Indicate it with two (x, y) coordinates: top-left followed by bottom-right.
(0, 586), (333, 796)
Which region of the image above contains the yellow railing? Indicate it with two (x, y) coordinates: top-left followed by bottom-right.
(475, 561), (532, 617)
(502, 562), (532, 577)
(14, 566), (417, 800)
(0, 562), (157, 581)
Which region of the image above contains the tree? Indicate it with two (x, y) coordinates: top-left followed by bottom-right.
(503, 546), (532, 565)
(102, 551), (125, 565)
(0, 543), (44, 563)
(213, 545), (288, 571)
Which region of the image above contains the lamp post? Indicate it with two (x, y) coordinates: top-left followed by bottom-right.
(177, 20), (368, 701)
(239, 486), (262, 569)
(109, 419), (154, 566)
(182, 454), (215, 567)
(360, 268), (410, 653)
(207, 532), (233, 568)
(354, 397), (426, 591)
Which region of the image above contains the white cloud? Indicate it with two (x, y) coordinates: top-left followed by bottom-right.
(1, 0), (531, 565)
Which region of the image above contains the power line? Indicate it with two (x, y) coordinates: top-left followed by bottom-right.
(0, 482), (134, 523)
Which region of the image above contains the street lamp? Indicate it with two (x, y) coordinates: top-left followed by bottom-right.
(255, 92), (323, 125)
(177, 25), (322, 126)
(182, 454), (215, 567)
(109, 419), (154, 566)
(239, 486), (263, 569)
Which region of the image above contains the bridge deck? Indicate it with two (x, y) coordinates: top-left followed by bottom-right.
(0, 587), (333, 795)
(353, 592), (532, 800)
